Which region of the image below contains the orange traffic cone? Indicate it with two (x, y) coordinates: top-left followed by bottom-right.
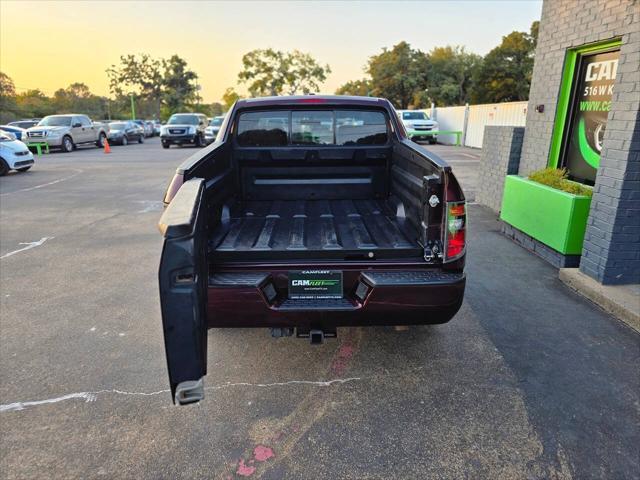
(104, 138), (111, 154)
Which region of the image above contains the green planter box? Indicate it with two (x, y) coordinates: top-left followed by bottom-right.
(500, 175), (592, 255)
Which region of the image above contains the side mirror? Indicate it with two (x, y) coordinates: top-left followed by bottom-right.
(73, 122), (82, 128)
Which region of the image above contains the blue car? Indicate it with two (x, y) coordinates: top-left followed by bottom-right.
(0, 125), (28, 142)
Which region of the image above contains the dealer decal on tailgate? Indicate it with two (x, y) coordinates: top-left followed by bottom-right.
(288, 270), (343, 299)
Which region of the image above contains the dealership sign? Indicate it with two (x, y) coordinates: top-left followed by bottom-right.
(561, 49), (620, 183)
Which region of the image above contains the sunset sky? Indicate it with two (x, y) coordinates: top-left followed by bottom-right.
(1, 0), (542, 103)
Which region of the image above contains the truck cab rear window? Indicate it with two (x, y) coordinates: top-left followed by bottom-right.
(237, 111), (289, 146)
(236, 109), (388, 147)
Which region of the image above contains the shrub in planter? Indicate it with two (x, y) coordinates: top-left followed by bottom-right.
(500, 168), (592, 255)
(528, 168), (593, 197)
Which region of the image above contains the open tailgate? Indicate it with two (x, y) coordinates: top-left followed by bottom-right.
(158, 178), (207, 404)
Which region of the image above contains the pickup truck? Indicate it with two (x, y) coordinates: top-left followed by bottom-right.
(158, 95), (466, 405)
(24, 114), (108, 152)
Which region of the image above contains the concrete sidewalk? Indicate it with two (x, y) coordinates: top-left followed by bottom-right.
(560, 268), (640, 333)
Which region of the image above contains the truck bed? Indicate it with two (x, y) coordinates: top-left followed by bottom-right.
(210, 199), (422, 261)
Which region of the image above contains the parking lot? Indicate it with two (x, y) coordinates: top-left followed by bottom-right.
(0, 140), (638, 479)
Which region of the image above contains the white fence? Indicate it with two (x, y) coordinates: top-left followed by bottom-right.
(427, 101), (528, 148)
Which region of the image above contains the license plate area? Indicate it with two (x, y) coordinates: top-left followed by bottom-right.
(288, 270), (343, 299)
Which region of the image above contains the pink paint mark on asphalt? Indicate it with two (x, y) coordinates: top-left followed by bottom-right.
(330, 343), (356, 375)
(236, 459), (256, 477)
(254, 445), (275, 462)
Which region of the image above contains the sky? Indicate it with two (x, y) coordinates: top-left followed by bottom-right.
(0, 0), (542, 103)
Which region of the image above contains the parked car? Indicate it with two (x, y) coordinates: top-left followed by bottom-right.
(397, 110), (439, 144)
(24, 114), (108, 152)
(145, 121), (156, 137)
(7, 119), (40, 130)
(0, 125), (28, 142)
(160, 113), (208, 148)
(204, 115), (225, 144)
(107, 121), (145, 145)
(132, 120), (153, 138)
(0, 132), (35, 175)
(158, 95), (466, 404)
(153, 122), (162, 136)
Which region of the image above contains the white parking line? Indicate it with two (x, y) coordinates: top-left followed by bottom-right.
(461, 153), (480, 159)
(0, 237), (54, 260)
(0, 377), (362, 413)
(0, 169), (82, 196)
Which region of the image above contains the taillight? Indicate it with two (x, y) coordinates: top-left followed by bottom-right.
(445, 201), (466, 260)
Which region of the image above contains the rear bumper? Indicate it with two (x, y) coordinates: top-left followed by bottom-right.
(207, 266), (465, 328)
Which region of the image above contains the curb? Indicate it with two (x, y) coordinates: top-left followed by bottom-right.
(559, 268), (640, 333)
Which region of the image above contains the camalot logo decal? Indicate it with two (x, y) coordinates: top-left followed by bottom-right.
(291, 280), (340, 286)
(584, 59), (618, 82)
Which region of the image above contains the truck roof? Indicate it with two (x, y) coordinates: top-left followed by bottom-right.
(237, 95), (386, 107)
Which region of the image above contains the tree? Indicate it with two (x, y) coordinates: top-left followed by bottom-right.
(14, 89), (56, 118)
(0, 72), (18, 122)
(106, 53), (198, 119)
(284, 50), (331, 95)
(237, 49), (331, 96)
(366, 41), (429, 109)
(52, 82), (109, 118)
(162, 54), (199, 114)
(335, 79), (372, 96)
(421, 46), (482, 106)
(222, 87), (242, 110)
(106, 54), (164, 118)
(470, 21), (538, 103)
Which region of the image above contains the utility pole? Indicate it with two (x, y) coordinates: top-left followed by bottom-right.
(130, 94), (136, 120)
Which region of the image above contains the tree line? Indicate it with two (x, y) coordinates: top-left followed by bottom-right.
(0, 22), (538, 123)
(339, 21), (539, 108)
(0, 54), (223, 124)
(224, 21), (538, 110)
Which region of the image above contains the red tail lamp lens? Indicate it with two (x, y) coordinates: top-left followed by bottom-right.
(446, 202), (466, 259)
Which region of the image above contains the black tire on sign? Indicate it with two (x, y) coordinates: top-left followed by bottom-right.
(0, 158), (9, 176)
(138, 135), (144, 144)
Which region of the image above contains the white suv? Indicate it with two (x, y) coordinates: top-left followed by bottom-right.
(0, 132), (35, 176)
(397, 110), (439, 144)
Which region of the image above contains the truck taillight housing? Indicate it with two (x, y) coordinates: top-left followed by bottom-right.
(445, 201), (466, 261)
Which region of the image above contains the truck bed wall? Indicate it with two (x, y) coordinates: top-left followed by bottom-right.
(234, 147), (391, 201)
(197, 141), (442, 259)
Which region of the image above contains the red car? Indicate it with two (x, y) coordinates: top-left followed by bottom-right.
(159, 95), (466, 404)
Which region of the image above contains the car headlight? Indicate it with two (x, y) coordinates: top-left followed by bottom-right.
(48, 130), (62, 137)
(432, 122), (439, 130)
(188, 126), (196, 134)
(160, 126), (168, 135)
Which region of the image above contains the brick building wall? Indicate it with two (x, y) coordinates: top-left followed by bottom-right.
(476, 126), (525, 214)
(519, 0), (639, 284)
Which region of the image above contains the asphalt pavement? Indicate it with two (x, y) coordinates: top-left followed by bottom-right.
(0, 140), (638, 479)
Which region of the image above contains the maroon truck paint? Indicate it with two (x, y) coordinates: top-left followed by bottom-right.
(207, 265), (465, 329)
